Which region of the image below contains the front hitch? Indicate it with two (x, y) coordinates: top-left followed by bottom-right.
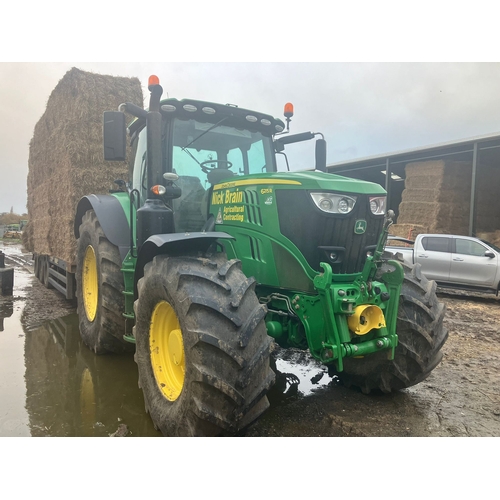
(311, 209), (403, 371)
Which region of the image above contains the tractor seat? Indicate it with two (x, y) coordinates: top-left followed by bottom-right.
(207, 168), (235, 185)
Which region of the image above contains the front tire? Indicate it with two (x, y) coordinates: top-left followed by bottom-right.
(76, 210), (131, 354)
(134, 253), (275, 436)
(335, 263), (448, 393)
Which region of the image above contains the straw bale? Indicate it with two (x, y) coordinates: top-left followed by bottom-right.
(476, 230), (500, 247)
(395, 158), (500, 238)
(22, 220), (33, 250)
(401, 188), (439, 203)
(398, 203), (465, 232)
(26, 67), (143, 265)
(404, 160), (471, 191)
(396, 159), (475, 236)
(389, 223), (428, 240)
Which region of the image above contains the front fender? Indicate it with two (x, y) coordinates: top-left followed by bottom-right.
(134, 232), (234, 296)
(74, 193), (131, 262)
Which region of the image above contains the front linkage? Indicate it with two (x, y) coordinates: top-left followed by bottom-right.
(263, 210), (405, 372)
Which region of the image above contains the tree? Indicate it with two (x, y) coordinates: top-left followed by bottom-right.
(0, 212), (22, 226)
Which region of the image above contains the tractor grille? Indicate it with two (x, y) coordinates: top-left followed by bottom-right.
(276, 190), (384, 274)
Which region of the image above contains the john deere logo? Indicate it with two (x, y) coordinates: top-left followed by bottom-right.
(354, 219), (367, 234)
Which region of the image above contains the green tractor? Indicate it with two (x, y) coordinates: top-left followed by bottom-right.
(74, 75), (447, 436)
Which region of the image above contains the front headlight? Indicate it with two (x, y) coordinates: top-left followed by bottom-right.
(310, 193), (357, 214)
(369, 196), (386, 215)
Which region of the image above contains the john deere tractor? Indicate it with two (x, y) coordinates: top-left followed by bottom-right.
(74, 75), (447, 436)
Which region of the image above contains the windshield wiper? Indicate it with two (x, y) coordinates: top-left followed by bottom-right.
(182, 116), (229, 151)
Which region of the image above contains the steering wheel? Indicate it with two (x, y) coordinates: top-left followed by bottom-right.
(200, 160), (233, 174)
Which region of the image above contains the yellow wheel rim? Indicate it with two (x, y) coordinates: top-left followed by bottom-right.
(150, 301), (185, 401)
(83, 245), (98, 322)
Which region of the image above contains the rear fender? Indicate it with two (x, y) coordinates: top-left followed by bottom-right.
(74, 194), (131, 263)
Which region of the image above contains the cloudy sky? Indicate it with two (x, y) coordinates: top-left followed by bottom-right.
(1, 3), (498, 215)
(2, 61), (500, 214)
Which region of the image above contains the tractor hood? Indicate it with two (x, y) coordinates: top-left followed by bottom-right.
(212, 170), (387, 196)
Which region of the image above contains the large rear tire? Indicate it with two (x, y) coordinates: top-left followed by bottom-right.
(76, 210), (131, 354)
(134, 253), (275, 436)
(334, 262), (448, 393)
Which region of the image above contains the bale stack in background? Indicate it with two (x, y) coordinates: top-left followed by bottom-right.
(476, 230), (500, 247)
(389, 159), (470, 240)
(24, 68), (143, 266)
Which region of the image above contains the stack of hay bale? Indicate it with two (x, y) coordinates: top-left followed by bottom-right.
(391, 159), (472, 240)
(24, 68), (143, 267)
(476, 230), (500, 247)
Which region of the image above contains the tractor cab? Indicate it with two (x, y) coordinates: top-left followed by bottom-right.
(126, 99), (282, 233)
(104, 77), (327, 238)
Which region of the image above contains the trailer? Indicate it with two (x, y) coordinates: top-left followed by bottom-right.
(33, 254), (76, 299)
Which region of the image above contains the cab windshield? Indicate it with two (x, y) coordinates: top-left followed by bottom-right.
(131, 117), (276, 233)
(171, 117), (276, 185)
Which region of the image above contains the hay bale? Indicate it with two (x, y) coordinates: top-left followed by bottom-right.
(396, 159), (473, 236)
(396, 158), (500, 238)
(25, 67), (143, 265)
(476, 230), (500, 247)
(389, 223), (428, 240)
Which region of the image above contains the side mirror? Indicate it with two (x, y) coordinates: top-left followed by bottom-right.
(315, 138), (327, 172)
(103, 111), (126, 161)
(485, 250), (495, 258)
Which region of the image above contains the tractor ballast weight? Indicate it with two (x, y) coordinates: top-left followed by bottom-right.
(74, 75), (447, 436)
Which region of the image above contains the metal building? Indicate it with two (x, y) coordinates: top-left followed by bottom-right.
(326, 132), (500, 238)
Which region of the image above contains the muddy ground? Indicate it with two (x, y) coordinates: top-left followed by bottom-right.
(2, 242), (500, 437)
(248, 291), (500, 437)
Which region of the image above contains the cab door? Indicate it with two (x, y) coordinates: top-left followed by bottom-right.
(449, 237), (497, 287)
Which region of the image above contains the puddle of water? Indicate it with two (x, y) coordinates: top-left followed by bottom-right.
(1, 267), (161, 436)
(19, 314), (161, 437)
(275, 357), (332, 396)
(0, 245), (160, 436)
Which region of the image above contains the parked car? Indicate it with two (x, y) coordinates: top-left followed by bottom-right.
(386, 233), (500, 295)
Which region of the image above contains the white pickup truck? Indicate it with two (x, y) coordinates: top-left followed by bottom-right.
(386, 233), (500, 295)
